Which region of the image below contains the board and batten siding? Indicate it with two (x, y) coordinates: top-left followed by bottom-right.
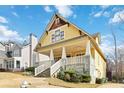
(41, 24), (84, 47)
(94, 49), (106, 78)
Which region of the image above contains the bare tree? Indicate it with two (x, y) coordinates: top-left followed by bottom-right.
(107, 9), (124, 82)
(110, 26), (119, 82)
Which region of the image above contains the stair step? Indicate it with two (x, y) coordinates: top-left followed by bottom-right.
(35, 68), (50, 77)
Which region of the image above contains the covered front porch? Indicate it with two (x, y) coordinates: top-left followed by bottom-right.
(37, 36), (95, 63)
(35, 36), (96, 83)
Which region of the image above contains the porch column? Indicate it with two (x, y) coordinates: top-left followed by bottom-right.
(14, 60), (16, 69)
(50, 49), (54, 65)
(85, 40), (91, 56)
(62, 47), (66, 59)
(62, 47), (66, 68)
(86, 40), (96, 84)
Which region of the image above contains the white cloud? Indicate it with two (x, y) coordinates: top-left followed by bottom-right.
(12, 12), (19, 17)
(92, 5), (110, 18)
(100, 34), (114, 56)
(103, 11), (110, 17)
(100, 34), (124, 58)
(0, 16), (8, 23)
(0, 25), (23, 41)
(94, 11), (103, 17)
(109, 10), (124, 24)
(94, 11), (110, 18)
(54, 5), (73, 18)
(44, 6), (53, 12)
(100, 5), (110, 9)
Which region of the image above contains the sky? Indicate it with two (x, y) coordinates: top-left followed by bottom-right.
(0, 5), (124, 56)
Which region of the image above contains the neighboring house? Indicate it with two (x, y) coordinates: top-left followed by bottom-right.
(34, 13), (107, 84)
(0, 34), (49, 71)
(0, 42), (7, 68)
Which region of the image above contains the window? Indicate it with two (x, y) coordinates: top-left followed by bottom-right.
(0, 64), (2, 68)
(55, 30), (60, 41)
(60, 31), (64, 40)
(16, 61), (20, 68)
(12, 62), (14, 68)
(52, 34), (55, 43)
(51, 30), (64, 43)
(55, 30), (60, 36)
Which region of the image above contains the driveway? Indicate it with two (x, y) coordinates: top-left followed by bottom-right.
(0, 72), (62, 88)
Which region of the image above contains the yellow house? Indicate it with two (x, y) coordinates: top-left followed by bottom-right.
(34, 13), (106, 84)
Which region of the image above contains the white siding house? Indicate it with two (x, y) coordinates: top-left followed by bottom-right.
(0, 43), (6, 68)
(0, 33), (49, 71)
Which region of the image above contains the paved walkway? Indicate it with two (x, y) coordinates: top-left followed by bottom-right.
(98, 83), (124, 88)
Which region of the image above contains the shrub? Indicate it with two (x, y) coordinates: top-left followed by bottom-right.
(96, 78), (102, 84)
(81, 74), (91, 83)
(71, 73), (81, 82)
(96, 78), (107, 84)
(64, 68), (76, 75)
(64, 68), (81, 82)
(57, 69), (65, 80)
(25, 67), (35, 75)
(102, 78), (108, 83)
(22, 71), (32, 76)
(57, 68), (91, 83)
(64, 73), (71, 81)
(0, 68), (6, 72)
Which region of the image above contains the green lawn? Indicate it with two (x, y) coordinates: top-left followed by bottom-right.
(48, 78), (101, 88)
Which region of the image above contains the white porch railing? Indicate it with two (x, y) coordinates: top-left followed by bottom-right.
(35, 55), (95, 80)
(66, 55), (90, 65)
(50, 59), (62, 77)
(35, 60), (51, 76)
(65, 55), (90, 74)
(50, 55), (91, 77)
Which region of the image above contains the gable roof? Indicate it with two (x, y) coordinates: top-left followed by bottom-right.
(0, 42), (4, 46)
(35, 13), (106, 62)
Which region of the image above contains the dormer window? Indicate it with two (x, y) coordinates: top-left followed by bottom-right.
(52, 34), (55, 43)
(60, 31), (64, 40)
(55, 30), (60, 41)
(51, 30), (64, 43)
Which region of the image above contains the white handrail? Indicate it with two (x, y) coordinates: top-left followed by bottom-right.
(50, 59), (62, 76)
(35, 60), (51, 76)
(35, 55), (93, 77)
